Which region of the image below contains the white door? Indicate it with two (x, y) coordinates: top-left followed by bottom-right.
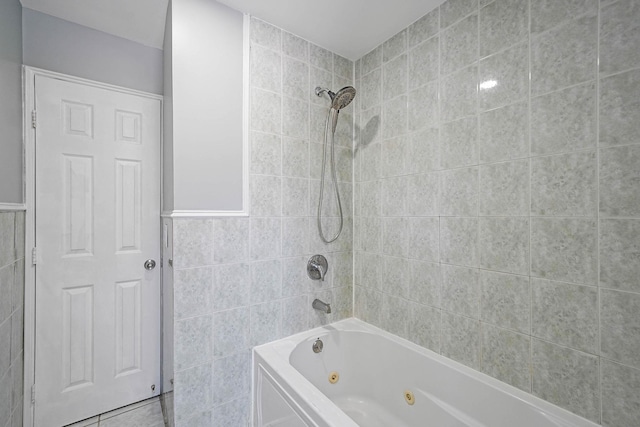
(33, 74), (161, 426)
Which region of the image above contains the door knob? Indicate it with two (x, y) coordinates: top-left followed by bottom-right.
(144, 259), (156, 270)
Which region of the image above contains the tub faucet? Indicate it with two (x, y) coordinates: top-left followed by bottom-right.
(312, 298), (332, 314)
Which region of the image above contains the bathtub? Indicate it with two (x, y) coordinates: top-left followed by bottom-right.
(253, 318), (599, 427)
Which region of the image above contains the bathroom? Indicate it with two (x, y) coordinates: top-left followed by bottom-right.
(0, 0), (639, 426)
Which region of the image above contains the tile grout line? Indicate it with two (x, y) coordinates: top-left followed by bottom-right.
(595, 0), (603, 423)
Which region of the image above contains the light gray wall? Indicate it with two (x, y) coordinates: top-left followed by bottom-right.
(169, 17), (354, 425)
(171, 0), (244, 211)
(22, 8), (163, 95)
(163, 2), (174, 212)
(0, 0), (24, 204)
(353, 0), (640, 425)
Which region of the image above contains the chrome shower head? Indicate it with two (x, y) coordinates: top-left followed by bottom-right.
(315, 86), (357, 110)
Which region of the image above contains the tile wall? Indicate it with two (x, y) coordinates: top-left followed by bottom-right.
(0, 211), (25, 427)
(352, 0), (640, 425)
(169, 17), (354, 426)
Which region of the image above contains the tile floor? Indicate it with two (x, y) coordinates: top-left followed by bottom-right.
(66, 397), (166, 427)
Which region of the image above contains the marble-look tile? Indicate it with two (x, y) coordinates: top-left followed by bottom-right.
(250, 175), (281, 217)
(479, 0), (528, 57)
(531, 82), (597, 155)
(336, 145), (353, 183)
(600, 145), (640, 217)
(361, 217), (382, 253)
(408, 301), (440, 352)
(250, 131), (281, 176)
(440, 217), (479, 267)
(479, 101), (528, 163)
(0, 266), (13, 324)
(332, 251), (353, 288)
(212, 263), (250, 312)
(382, 256), (409, 297)
(172, 219), (213, 269)
(440, 0), (478, 29)
(360, 180), (381, 217)
(361, 136), (382, 182)
(532, 278), (598, 354)
(600, 69), (640, 147)
(310, 66), (332, 106)
(408, 9), (439, 47)
(282, 97), (309, 139)
(531, 14), (597, 96)
(406, 173), (439, 216)
(531, 218), (597, 285)
(382, 217), (408, 257)
(334, 54), (353, 79)
(441, 312), (481, 370)
(531, 151), (597, 217)
(478, 42), (528, 111)
(441, 116), (477, 168)
(440, 167), (478, 217)
(381, 136), (406, 178)
(250, 45), (281, 93)
(441, 14), (478, 75)
(66, 416), (99, 427)
(0, 320), (10, 375)
(213, 218), (249, 264)
(382, 95), (407, 139)
(309, 43), (332, 71)
(282, 138), (308, 178)
(281, 295), (309, 336)
(250, 301), (282, 346)
(174, 364), (213, 422)
(381, 176), (407, 217)
(283, 57), (309, 100)
(250, 259), (282, 304)
(408, 82), (438, 132)
(214, 397), (250, 427)
(361, 45), (382, 76)
(282, 177), (308, 217)
(530, 0), (598, 34)
(383, 30), (406, 62)
(175, 316), (212, 371)
(281, 217), (308, 258)
(360, 68), (382, 111)
(282, 31), (308, 61)
(441, 65), (477, 122)
(480, 270), (530, 334)
(601, 289), (640, 369)
(408, 260), (441, 307)
(441, 264), (480, 319)
(381, 294), (409, 339)
(409, 36), (439, 89)
(174, 267), (213, 320)
(408, 217), (439, 262)
(250, 17), (281, 51)
(479, 159), (529, 216)
(479, 217), (529, 275)
(531, 339), (600, 423)
(383, 55), (407, 100)
(212, 352), (250, 405)
(600, 0), (640, 75)
(360, 252), (383, 291)
(250, 88), (281, 134)
(250, 218), (281, 261)
(10, 308), (22, 360)
(601, 359), (640, 427)
(406, 129), (440, 174)
(481, 325), (531, 392)
(281, 257), (312, 297)
(0, 213), (14, 268)
(600, 219), (640, 293)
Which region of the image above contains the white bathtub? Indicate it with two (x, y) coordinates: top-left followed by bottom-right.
(253, 318), (599, 427)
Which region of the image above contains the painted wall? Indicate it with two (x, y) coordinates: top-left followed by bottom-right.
(22, 8), (163, 95)
(0, 0), (24, 205)
(163, 2), (174, 213)
(169, 0), (244, 212)
(0, 212), (25, 427)
(352, 0), (640, 425)
(168, 16), (354, 426)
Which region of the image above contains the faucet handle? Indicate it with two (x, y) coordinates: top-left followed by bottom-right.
(307, 255), (328, 281)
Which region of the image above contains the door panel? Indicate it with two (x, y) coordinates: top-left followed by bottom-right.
(34, 75), (161, 427)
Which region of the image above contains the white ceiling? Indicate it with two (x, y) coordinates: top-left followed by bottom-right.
(19, 0), (444, 59)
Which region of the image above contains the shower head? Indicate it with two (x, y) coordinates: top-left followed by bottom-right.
(315, 86), (357, 110)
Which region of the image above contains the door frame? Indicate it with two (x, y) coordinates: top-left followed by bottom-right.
(22, 66), (164, 427)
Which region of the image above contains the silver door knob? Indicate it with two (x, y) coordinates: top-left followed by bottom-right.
(144, 259), (156, 270)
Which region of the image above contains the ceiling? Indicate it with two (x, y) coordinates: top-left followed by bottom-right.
(20, 0), (444, 59)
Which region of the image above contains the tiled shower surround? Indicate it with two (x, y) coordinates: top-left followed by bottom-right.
(169, 17), (354, 426)
(0, 211), (25, 427)
(353, 0), (640, 425)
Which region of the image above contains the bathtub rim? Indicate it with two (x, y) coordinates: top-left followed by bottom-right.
(252, 317), (600, 427)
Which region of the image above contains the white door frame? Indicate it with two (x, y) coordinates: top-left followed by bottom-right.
(22, 66), (164, 427)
